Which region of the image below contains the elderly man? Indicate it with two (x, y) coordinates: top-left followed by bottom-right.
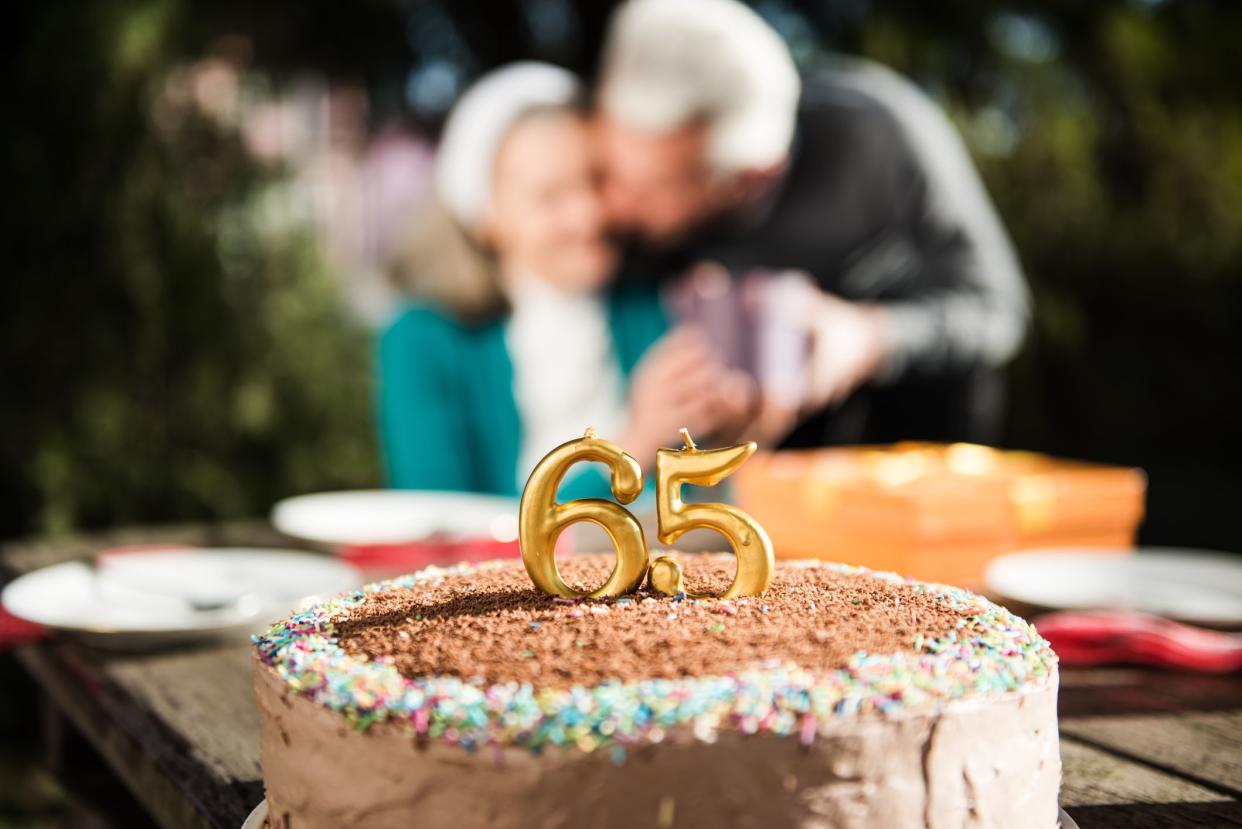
(596, 0), (1029, 447)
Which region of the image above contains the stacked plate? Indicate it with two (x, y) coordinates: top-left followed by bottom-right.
(985, 547), (1242, 626)
(2, 547), (361, 649)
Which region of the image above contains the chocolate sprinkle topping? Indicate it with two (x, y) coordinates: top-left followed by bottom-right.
(333, 553), (968, 690)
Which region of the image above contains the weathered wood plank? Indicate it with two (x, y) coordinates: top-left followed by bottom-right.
(19, 644), (218, 829)
(1060, 738), (1242, 828)
(1060, 738), (1228, 808)
(16, 638), (265, 829)
(1061, 711), (1242, 799)
(104, 644), (262, 786)
(1065, 801), (1242, 828)
(1059, 667), (1242, 719)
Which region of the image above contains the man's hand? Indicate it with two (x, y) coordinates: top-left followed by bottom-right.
(805, 291), (890, 410)
(746, 282), (892, 449)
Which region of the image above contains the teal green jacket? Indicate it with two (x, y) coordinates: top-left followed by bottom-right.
(377, 283), (668, 500)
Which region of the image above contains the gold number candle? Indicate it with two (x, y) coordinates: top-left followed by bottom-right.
(518, 427), (650, 598)
(649, 429), (774, 599)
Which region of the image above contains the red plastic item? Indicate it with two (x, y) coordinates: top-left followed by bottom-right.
(1035, 610), (1242, 673)
(0, 606), (44, 649)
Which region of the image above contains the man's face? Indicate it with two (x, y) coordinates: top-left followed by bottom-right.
(594, 115), (724, 247)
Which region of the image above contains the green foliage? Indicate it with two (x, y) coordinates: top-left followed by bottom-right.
(2, 0), (377, 537)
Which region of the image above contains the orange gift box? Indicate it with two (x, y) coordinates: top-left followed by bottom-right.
(732, 443), (1146, 589)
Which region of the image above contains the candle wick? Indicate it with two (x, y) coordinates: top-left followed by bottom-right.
(679, 428), (698, 451)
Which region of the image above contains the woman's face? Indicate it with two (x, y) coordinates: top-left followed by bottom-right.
(484, 111), (616, 293)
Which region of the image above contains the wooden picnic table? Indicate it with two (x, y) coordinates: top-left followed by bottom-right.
(3, 522), (1241, 829)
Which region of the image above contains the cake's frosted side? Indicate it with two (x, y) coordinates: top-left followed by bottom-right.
(255, 660), (1059, 829)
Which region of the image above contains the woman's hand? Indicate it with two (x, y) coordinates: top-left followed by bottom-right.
(621, 326), (756, 463)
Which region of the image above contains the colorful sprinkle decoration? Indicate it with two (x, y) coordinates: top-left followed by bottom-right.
(254, 560), (1057, 755)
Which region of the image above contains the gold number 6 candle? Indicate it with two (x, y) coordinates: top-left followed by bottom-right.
(648, 429), (775, 599)
(518, 428), (650, 598)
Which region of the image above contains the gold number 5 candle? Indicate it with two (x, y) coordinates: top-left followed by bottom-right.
(648, 429), (774, 599)
(518, 427), (650, 598)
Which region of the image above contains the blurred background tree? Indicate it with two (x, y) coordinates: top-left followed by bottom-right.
(3, 0), (1240, 552)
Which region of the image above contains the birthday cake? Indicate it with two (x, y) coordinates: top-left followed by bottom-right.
(252, 553), (1060, 828)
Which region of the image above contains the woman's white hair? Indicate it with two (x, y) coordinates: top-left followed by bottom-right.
(435, 62), (582, 229)
(599, 0), (801, 175)
(396, 62), (583, 322)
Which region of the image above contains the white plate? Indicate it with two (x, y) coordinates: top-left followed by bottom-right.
(272, 489), (520, 545)
(985, 548), (1242, 625)
(1, 547), (361, 649)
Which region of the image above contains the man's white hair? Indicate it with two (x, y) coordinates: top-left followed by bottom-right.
(600, 0), (801, 175)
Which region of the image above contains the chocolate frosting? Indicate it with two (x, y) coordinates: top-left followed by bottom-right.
(333, 554), (966, 689)
(255, 663), (1061, 829)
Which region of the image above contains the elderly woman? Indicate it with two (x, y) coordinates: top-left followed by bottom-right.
(379, 63), (754, 498)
